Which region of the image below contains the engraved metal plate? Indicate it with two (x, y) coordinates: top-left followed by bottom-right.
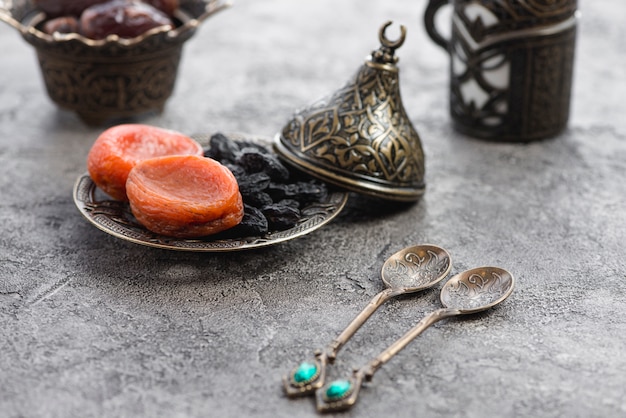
(72, 134), (349, 252)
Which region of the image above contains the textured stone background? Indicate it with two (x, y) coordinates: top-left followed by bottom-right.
(1, 1), (625, 417)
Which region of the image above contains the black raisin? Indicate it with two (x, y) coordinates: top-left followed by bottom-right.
(237, 172), (271, 195)
(235, 148), (290, 182)
(223, 163), (246, 180)
(277, 199), (300, 209)
(266, 181), (328, 204)
(265, 183), (290, 201)
(244, 191), (274, 208)
(236, 141), (270, 154)
(262, 202), (301, 230)
(205, 133), (241, 162)
(223, 205), (269, 237)
(293, 181), (328, 204)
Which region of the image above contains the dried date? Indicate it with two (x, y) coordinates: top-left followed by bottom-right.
(35, 0), (178, 18)
(80, 0), (173, 40)
(143, 0), (179, 16)
(34, 0), (108, 17)
(42, 16), (80, 34)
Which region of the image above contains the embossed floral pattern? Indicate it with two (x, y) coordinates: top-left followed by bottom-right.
(280, 63), (424, 191)
(383, 249), (451, 289)
(441, 269), (514, 311)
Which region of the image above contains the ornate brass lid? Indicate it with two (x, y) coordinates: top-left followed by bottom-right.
(275, 22), (425, 202)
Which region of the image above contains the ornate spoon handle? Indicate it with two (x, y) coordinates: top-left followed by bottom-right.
(327, 288), (399, 360)
(315, 308), (461, 413)
(363, 308), (460, 377)
(282, 288), (397, 397)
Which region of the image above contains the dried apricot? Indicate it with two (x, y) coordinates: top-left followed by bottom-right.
(87, 124), (203, 201)
(126, 155), (244, 238)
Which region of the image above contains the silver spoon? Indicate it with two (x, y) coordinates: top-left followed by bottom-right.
(283, 244), (452, 397)
(315, 266), (515, 413)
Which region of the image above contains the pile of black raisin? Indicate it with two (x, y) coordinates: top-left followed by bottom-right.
(204, 133), (329, 238)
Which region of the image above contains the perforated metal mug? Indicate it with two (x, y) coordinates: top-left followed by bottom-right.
(424, 0), (578, 141)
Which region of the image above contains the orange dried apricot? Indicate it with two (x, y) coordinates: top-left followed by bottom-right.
(87, 124), (203, 201)
(126, 155), (244, 238)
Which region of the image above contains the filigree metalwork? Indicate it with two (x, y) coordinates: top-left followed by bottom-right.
(425, 0), (578, 141)
(37, 46), (182, 123)
(276, 22), (425, 201)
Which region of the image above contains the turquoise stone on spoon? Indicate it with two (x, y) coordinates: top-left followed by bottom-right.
(291, 361), (319, 385)
(323, 379), (353, 401)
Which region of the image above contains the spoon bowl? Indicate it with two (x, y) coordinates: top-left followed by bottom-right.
(440, 266), (515, 313)
(381, 244), (454, 292)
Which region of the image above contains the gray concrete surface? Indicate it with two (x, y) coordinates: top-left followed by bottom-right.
(1, 1), (626, 417)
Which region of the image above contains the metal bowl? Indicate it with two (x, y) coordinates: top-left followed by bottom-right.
(0, 0), (230, 124)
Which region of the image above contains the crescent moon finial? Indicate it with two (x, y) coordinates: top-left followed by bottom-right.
(378, 21), (406, 50)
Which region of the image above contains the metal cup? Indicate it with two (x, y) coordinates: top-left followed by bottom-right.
(424, 0), (578, 141)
